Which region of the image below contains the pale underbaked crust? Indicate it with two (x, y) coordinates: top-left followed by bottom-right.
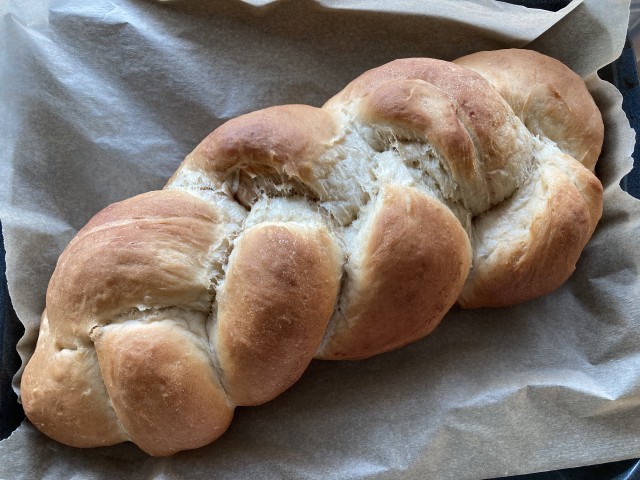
(21, 49), (604, 456)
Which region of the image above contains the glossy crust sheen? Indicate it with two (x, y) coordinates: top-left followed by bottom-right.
(21, 49), (604, 456)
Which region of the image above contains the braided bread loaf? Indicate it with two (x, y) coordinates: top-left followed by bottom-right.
(21, 49), (604, 456)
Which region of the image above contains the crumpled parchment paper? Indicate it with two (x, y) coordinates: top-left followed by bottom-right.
(0, 0), (637, 478)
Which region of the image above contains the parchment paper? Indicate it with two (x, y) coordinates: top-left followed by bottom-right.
(0, 0), (638, 478)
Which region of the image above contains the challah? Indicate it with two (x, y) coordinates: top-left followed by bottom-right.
(20, 49), (604, 456)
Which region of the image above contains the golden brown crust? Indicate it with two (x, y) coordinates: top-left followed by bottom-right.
(459, 157), (602, 308)
(24, 190), (228, 451)
(454, 49), (604, 170)
(215, 222), (342, 405)
(358, 79), (475, 168)
(21, 49), (605, 455)
(328, 57), (536, 215)
(47, 190), (222, 338)
(21, 311), (128, 448)
(358, 79), (478, 193)
(325, 57), (528, 173)
(185, 104), (340, 187)
(316, 186), (471, 360)
(92, 320), (233, 457)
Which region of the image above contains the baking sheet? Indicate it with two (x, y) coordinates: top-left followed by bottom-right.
(0, 0), (638, 478)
